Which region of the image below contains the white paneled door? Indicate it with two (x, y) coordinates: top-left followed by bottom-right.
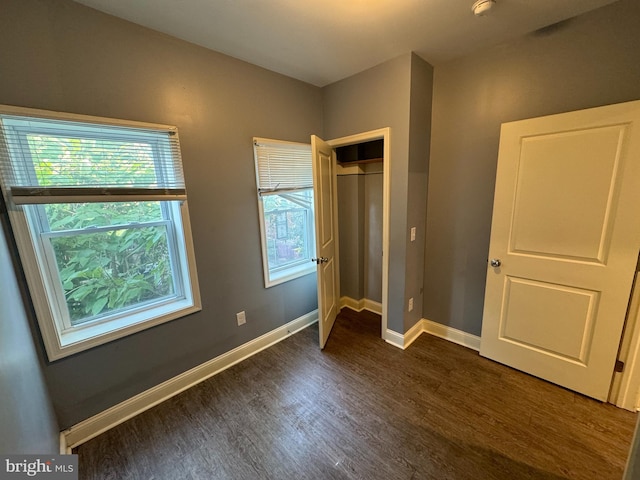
(311, 136), (340, 349)
(481, 100), (640, 401)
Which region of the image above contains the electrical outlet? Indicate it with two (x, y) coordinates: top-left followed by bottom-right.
(410, 227), (416, 242)
(236, 311), (246, 326)
(408, 297), (414, 312)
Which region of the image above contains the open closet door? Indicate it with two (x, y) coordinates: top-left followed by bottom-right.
(311, 135), (340, 348)
(480, 100), (640, 401)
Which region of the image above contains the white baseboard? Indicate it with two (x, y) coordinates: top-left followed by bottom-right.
(340, 296), (382, 315)
(384, 320), (423, 350)
(385, 319), (481, 352)
(62, 310), (318, 449)
(384, 329), (405, 349)
(423, 319), (481, 351)
(403, 319), (424, 349)
(363, 299), (382, 315)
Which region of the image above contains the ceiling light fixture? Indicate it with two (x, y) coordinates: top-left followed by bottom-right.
(472, 0), (496, 16)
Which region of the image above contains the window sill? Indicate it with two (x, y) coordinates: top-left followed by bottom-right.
(265, 262), (316, 288)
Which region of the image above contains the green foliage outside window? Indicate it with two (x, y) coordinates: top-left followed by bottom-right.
(44, 203), (175, 325)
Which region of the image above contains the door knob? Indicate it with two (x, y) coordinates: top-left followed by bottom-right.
(490, 258), (501, 267)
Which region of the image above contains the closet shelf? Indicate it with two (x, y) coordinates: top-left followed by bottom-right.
(335, 139), (383, 165)
(337, 157), (382, 165)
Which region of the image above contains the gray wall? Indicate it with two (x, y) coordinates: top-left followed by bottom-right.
(323, 52), (433, 333)
(423, 0), (640, 336)
(364, 167), (383, 303)
(0, 0), (321, 428)
(0, 202), (59, 454)
(337, 173), (365, 300)
(323, 53), (413, 333)
(404, 55), (433, 331)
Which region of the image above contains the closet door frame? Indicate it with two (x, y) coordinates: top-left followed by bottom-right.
(328, 128), (390, 340)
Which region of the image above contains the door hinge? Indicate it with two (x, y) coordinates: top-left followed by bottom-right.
(615, 360), (625, 373)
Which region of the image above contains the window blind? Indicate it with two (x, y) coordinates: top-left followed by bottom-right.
(0, 114), (186, 204)
(254, 138), (312, 195)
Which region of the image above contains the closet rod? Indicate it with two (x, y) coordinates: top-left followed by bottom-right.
(337, 171), (383, 177)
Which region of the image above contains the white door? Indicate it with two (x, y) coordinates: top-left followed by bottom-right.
(480, 100), (640, 401)
(311, 135), (340, 348)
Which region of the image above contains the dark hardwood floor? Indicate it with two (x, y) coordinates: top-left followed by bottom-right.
(76, 308), (637, 479)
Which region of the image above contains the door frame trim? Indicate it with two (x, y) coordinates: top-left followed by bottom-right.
(328, 128), (390, 341)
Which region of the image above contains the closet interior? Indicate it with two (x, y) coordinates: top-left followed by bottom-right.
(336, 139), (384, 312)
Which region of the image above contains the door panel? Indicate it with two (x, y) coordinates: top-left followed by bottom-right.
(510, 126), (624, 262)
(499, 277), (598, 363)
(481, 100), (640, 401)
(312, 135), (339, 349)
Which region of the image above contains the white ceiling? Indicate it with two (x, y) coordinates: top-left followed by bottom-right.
(73, 0), (619, 87)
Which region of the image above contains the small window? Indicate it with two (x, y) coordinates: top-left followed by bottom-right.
(253, 138), (315, 287)
(0, 106), (201, 360)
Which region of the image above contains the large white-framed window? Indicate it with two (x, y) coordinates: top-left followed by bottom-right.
(253, 138), (315, 287)
(0, 105), (201, 360)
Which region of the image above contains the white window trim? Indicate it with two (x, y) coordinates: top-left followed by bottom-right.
(0, 105), (201, 360)
(253, 138), (316, 288)
(12, 201), (201, 358)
